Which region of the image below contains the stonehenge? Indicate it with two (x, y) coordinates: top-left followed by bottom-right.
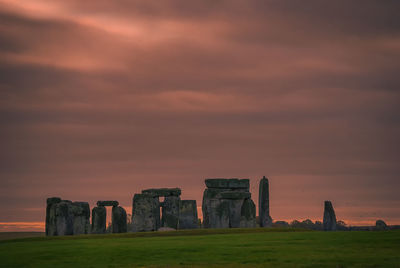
(48, 176), (378, 236)
(323, 200), (337, 231)
(259, 176), (272, 227)
(202, 178), (256, 228)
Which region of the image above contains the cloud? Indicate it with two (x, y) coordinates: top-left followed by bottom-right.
(0, 0), (399, 229)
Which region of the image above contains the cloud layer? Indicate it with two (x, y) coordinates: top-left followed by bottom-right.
(1, 0), (400, 230)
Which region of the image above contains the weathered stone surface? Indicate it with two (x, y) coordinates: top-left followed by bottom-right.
(131, 193), (160, 232)
(91, 206), (106, 234)
(227, 199), (244, 228)
(55, 200), (74, 236)
(375, 219), (388, 231)
(259, 176), (272, 227)
(323, 201), (337, 231)
(46, 197), (61, 236)
(178, 200), (198, 229)
(220, 191), (251, 200)
(112, 206), (127, 233)
(202, 178), (256, 229)
(97, 200), (119, 207)
(162, 196), (180, 229)
(240, 198), (256, 228)
(46, 198), (91, 236)
(208, 199), (230, 228)
(205, 178), (249, 190)
(142, 188), (181, 197)
(72, 202), (90, 235)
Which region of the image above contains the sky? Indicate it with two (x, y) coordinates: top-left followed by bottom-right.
(0, 0), (399, 232)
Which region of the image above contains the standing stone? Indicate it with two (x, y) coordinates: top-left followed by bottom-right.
(46, 197), (61, 236)
(240, 198), (256, 228)
(91, 206), (107, 234)
(323, 201), (337, 231)
(178, 200), (198, 229)
(131, 193), (160, 232)
(375, 219), (388, 231)
(259, 176), (272, 227)
(55, 200), (74, 235)
(112, 206), (127, 233)
(202, 178), (255, 229)
(162, 196), (180, 229)
(72, 202), (90, 235)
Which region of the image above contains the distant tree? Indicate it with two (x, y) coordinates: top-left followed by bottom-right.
(314, 221), (323, 231)
(290, 220), (301, 228)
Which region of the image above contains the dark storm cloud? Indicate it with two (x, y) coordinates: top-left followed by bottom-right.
(0, 0), (399, 229)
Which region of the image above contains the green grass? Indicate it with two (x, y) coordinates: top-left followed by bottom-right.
(0, 228), (399, 267)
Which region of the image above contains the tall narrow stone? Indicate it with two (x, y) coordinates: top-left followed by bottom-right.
(162, 196), (180, 229)
(178, 200), (198, 229)
(112, 206), (127, 233)
(55, 200), (74, 235)
(131, 193), (160, 232)
(72, 202), (90, 235)
(46, 197), (61, 236)
(259, 176), (272, 227)
(240, 198), (256, 228)
(91, 206), (106, 234)
(323, 201), (337, 231)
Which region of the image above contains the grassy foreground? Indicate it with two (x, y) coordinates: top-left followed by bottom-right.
(0, 228), (399, 267)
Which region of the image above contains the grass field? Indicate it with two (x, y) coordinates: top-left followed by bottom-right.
(0, 228), (399, 267)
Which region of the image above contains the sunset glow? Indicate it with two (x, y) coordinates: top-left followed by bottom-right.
(1, 0), (399, 232)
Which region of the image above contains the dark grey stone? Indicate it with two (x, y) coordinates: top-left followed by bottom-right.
(131, 193), (160, 232)
(72, 202), (90, 235)
(97, 200), (119, 207)
(112, 206), (127, 233)
(205, 178), (249, 190)
(220, 191), (251, 199)
(46, 197), (61, 236)
(162, 196), (180, 229)
(375, 219), (388, 230)
(178, 200), (198, 229)
(323, 201), (337, 231)
(55, 200), (74, 236)
(91, 206), (106, 234)
(240, 198), (256, 228)
(142, 188), (181, 197)
(259, 176), (272, 227)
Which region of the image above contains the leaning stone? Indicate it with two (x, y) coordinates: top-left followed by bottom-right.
(112, 206), (127, 233)
(259, 176), (272, 227)
(72, 202), (90, 235)
(46, 197), (61, 236)
(96, 200), (119, 207)
(240, 198), (256, 228)
(323, 200), (337, 231)
(179, 200), (198, 229)
(91, 206), (107, 234)
(142, 188), (181, 197)
(162, 196), (180, 229)
(219, 191), (251, 199)
(375, 219), (388, 231)
(131, 193), (160, 232)
(205, 178), (249, 190)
